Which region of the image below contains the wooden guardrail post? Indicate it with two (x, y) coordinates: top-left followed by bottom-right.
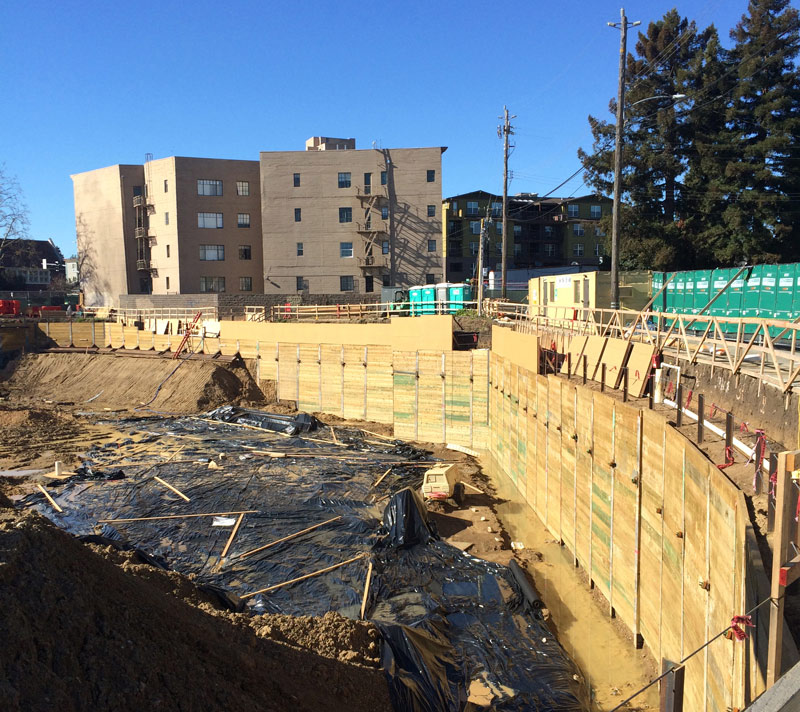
(697, 394), (704, 444)
(676, 384), (683, 427)
(767, 450), (800, 687)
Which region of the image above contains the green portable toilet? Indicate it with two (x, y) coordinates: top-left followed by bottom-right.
(421, 286), (436, 315)
(775, 264), (796, 322)
(725, 269), (746, 333)
(742, 265), (764, 334)
(448, 283), (472, 313)
(692, 269), (710, 331)
(759, 264), (777, 325)
(409, 286), (423, 316)
(651, 271), (664, 311)
(674, 272), (687, 315)
(664, 271), (677, 327)
(710, 268), (733, 333)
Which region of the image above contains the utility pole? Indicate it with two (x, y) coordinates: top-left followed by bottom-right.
(608, 9), (639, 310)
(476, 207), (490, 316)
(498, 106), (515, 299)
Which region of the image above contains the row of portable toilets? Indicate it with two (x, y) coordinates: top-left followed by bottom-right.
(408, 283), (473, 315)
(652, 264), (800, 332)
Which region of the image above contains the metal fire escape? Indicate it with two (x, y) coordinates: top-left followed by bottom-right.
(355, 159), (390, 278)
(134, 153), (157, 276)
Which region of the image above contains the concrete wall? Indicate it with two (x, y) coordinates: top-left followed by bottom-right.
(260, 146), (444, 295)
(72, 164), (144, 306)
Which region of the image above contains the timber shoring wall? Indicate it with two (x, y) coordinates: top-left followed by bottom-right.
(488, 347), (768, 710)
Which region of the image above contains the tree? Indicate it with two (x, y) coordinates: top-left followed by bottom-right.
(0, 164), (30, 262)
(718, 0), (800, 263)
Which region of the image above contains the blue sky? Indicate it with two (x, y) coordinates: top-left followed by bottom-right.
(1, 0), (775, 257)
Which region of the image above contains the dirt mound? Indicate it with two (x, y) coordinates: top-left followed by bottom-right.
(2, 353), (264, 413)
(0, 505), (391, 712)
(0, 406), (86, 472)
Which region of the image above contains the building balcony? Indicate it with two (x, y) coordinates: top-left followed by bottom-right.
(134, 227), (146, 239)
(356, 185), (388, 201)
(356, 221), (387, 234)
(136, 258), (150, 271)
(357, 255), (388, 272)
(133, 195), (145, 208)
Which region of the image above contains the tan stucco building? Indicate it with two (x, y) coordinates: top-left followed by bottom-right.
(72, 138), (444, 305)
(260, 138), (445, 295)
(72, 157), (262, 306)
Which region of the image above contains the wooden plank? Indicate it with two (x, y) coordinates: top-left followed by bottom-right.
(590, 392), (614, 601)
(546, 376), (562, 539)
(220, 512), (245, 558)
(559, 335), (588, 376)
(626, 342), (656, 398)
(297, 344), (321, 412)
(366, 345), (394, 425)
(392, 350), (418, 442)
(574, 386), (594, 573)
(236, 515), (343, 561)
(583, 335), (608, 380)
(417, 351), (445, 443)
(320, 344), (343, 414)
(560, 381), (577, 553)
(277, 342), (298, 402)
(598, 337), (632, 389)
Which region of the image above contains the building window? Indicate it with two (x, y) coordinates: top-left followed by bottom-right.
(382, 240), (389, 254)
(381, 170), (387, 185)
(491, 201), (502, 218)
(197, 179), (223, 196)
(381, 206), (389, 220)
(595, 226), (606, 237)
(427, 239), (436, 252)
(425, 273), (436, 284)
(365, 275), (374, 293)
(293, 173), (301, 187)
(338, 172), (351, 188)
(238, 213), (251, 228)
(567, 204), (579, 218)
(470, 242), (479, 256)
(163, 179), (168, 192)
(237, 181), (250, 196)
(590, 205), (602, 219)
(595, 242), (604, 256)
(363, 172), (372, 195)
(294, 208), (301, 222)
(166, 245), (170, 258)
(340, 241), (353, 258)
(166, 276), (170, 290)
(382, 274), (391, 287)
(164, 212), (169, 225)
(340, 275), (354, 291)
(426, 170), (435, 182)
(199, 244), (225, 261)
(133, 185), (143, 197)
(239, 276), (252, 291)
(514, 243), (522, 257)
(239, 245), (252, 260)
(514, 224), (522, 237)
(573, 243), (585, 257)
(544, 225), (554, 236)
(470, 221), (481, 235)
(339, 207), (352, 223)
(466, 201), (479, 216)
(297, 242), (304, 256)
(200, 276), (225, 292)
(573, 223), (585, 236)
(496, 221), (503, 236)
(427, 205), (436, 217)
(296, 276), (305, 291)
(198, 212), (223, 228)
(544, 243), (556, 257)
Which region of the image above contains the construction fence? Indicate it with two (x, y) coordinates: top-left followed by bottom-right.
(488, 347), (769, 711)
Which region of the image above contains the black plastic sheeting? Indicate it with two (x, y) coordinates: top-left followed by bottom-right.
(21, 410), (589, 711)
(205, 405), (319, 435)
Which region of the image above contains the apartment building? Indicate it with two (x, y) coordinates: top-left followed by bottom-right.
(260, 138), (445, 295)
(442, 191), (612, 281)
(72, 158), (262, 306)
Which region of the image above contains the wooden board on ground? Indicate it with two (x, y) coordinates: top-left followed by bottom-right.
(625, 342), (656, 398)
(596, 337), (631, 389)
(583, 335), (607, 381)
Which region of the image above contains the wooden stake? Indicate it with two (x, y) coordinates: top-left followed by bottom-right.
(360, 560), (374, 620)
(240, 553), (367, 599)
(98, 510), (258, 523)
(36, 483), (63, 513)
(461, 481), (484, 494)
(152, 476), (191, 502)
(220, 512), (245, 558)
(235, 515), (343, 560)
(372, 468), (392, 489)
(360, 428), (395, 441)
(330, 425), (339, 444)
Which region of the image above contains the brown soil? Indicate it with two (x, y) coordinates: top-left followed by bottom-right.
(452, 314), (493, 349)
(1, 352), (264, 413)
(0, 500), (391, 712)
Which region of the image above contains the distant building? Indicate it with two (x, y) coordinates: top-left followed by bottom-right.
(65, 257), (78, 284)
(72, 138), (445, 305)
(0, 238), (63, 291)
(442, 192), (612, 281)
(72, 158), (263, 306)
(260, 137), (445, 295)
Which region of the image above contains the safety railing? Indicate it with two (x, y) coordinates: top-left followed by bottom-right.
(80, 305), (218, 324)
(269, 301), (479, 321)
(507, 303), (800, 393)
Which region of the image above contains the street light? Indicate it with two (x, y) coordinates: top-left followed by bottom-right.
(609, 90), (688, 309)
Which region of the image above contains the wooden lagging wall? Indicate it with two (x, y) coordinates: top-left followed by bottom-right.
(489, 350), (767, 710)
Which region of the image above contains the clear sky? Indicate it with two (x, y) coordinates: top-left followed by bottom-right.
(1, 0), (775, 258)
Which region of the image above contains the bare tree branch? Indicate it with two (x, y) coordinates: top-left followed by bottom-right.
(0, 164), (30, 261)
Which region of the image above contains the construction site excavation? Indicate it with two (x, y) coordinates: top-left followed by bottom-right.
(1, 310), (798, 711)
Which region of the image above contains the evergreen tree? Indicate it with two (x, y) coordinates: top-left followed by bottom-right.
(719, 0), (800, 264)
